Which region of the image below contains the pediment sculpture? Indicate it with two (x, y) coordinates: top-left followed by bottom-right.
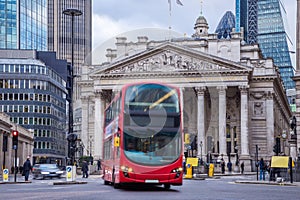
(105, 50), (236, 74)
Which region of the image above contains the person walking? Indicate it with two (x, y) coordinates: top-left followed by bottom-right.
(97, 159), (101, 171)
(259, 158), (265, 181)
(227, 161), (232, 173)
(82, 161), (89, 178)
(23, 156), (32, 182)
(220, 158), (226, 174)
(240, 162), (245, 174)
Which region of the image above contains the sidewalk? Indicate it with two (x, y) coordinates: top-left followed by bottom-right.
(0, 174), (31, 184)
(185, 172), (300, 186)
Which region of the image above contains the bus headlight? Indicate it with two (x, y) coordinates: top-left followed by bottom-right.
(171, 167), (183, 173)
(171, 167), (183, 178)
(121, 165), (133, 178)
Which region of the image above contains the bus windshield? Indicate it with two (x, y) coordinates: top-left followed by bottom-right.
(123, 83), (181, 166)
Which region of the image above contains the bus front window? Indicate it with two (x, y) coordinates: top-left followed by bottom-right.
(123, 84), (182, 166)
(124, 131), (181, 166)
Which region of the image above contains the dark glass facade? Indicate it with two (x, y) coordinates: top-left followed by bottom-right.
(0, 50), (67, 164)
(0, 0), (47, 50)
(48, 0), (92, 101)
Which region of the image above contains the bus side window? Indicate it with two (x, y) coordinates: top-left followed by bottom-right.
(105, 106), (112, 126)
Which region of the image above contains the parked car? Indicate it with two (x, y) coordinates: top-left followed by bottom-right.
(32, 164), (65, 179)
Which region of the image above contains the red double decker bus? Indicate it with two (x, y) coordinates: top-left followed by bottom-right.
(102, 82), (183, 189)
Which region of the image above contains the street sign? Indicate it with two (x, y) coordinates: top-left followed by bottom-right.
(66, 165), (76, 182)
(3, 169), (9, 182)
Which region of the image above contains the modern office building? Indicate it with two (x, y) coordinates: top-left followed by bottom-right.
(47, 0), (92, 101)
(236, 0), (295, 91)
(0, 0), (47, 50)
(257, 0), (295, 90)
(0, 50), (68, 165)
(47, 1), (92, 158)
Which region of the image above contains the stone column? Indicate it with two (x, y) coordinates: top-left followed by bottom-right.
(81, 96), (89, 156)
(195, 87), (206, 159)
(94, 90), (106, 159)
(239, 86), (250, 156)
(217, 86), (227, 156)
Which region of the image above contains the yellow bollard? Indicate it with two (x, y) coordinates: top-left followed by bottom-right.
(185, 164), (193, 178)
(208, 163), (214, 177)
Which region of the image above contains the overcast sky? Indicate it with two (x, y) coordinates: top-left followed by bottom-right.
(91, 0), (297, 64)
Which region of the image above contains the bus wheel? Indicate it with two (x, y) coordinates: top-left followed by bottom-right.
(114, 182), (121, 189)
(104, 180), (109, 185)
(164, 184), (171, 190)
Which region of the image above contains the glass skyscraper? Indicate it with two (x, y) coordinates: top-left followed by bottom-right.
(257, 0), (294, 89)
(236, 0), (295, 90)
(47, 0), (92, 101)
(0, 0), (47, 50)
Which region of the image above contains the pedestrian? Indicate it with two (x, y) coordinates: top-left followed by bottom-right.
(259, 158), (265, 181)
(82, 161), (89, 178)
(23, 156), (32, 182)
(241, 162), (245, 174)
(97, 159), (101, 171)
(220, 158), (226, 174)
(227, 161), (232, 173)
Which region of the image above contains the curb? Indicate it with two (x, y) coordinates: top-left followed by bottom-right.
(51, 181), (88, 185)
(235, 180), (298, 186)
(0, 181), (32, 184)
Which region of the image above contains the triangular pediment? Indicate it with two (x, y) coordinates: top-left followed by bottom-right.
(92, 42), (252, 76)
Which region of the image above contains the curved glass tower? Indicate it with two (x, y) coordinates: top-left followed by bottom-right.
(215, 11), (236, 39)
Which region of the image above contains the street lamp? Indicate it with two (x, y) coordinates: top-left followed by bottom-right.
(63, 8), (82, 164)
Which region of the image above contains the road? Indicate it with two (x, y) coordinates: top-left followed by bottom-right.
(0, 175), (299, 200)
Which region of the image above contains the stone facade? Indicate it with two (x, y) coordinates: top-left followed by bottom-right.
(0, 112), (34, 174)
(77, 15), (293, 171)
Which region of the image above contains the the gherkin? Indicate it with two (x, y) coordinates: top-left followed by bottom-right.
(215, 11), (236, 39)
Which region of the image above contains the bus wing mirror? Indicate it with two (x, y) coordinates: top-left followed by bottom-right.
(114, 136), (120, 147)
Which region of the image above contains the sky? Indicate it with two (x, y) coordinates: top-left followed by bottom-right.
(91, 0), (297, 65)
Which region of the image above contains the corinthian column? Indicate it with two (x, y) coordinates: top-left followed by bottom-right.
(195, 86), (206, 158)
(81, 96), (89, 156)
(239, 86), (249, 156)
(94, 90), (106, 159)
(217, 86), (227, 156)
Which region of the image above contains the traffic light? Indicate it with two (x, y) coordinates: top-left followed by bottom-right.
(273, 137), (280, 155)
(12, 130), (18, 149)
(290, 116), (297, 139)
(67, 133), (77, 159)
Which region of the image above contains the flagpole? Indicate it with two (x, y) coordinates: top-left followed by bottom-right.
(167, 0), (183, 41)
(168, 0), (172, 41)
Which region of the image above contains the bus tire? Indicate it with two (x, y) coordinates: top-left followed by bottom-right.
(104, 180), (110, 185)
(114, 182), (121, 189)
(164, 184), (171, 190)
